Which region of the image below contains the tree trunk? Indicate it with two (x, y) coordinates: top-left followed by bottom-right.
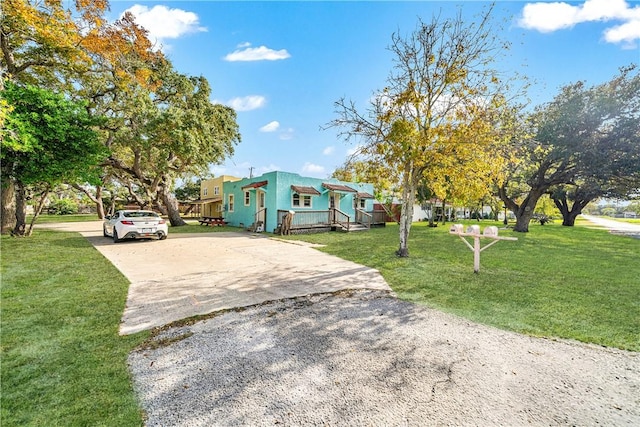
(499, 186), (547, 233)
(427, 202), (435, 227)
(561, 211), (580, 227)
(159, 183), (186, 226)
(396, 173), (416, 257)
(26, 186), (51, 236)
(1, 177), (16, 234)
(552, 194), (591, 227)
(95, 186), (105, 219)
(11, 181), (27, 236)
(513, 210), (534, 232)
(72, 183), (106, 219)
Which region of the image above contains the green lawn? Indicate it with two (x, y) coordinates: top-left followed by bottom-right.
(2, 219), (638, 426)
(609, 217), (640, 224)
(1, 230), (149, 426)
(283, 221), (640, 351)
(26, 213), (102, 223)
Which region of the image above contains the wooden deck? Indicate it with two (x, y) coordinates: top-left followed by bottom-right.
(276, 209), (385, 235)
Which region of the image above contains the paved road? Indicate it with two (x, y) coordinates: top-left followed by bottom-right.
(581, 214), (640, 234)
(38, 221), (392, 334)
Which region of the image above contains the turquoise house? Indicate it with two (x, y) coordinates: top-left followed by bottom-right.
(221, 171), (380, 233)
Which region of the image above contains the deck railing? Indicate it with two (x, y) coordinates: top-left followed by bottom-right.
(254, 208), (267, 231)
(371, 210), (387, 225)
(276, 208), (384, 232)
(277, 210), (331, 229)
(331, 208), (350, 231)
(355, 209), (372, 228)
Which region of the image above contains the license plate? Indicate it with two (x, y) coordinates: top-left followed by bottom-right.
(141, 228), (155, 233)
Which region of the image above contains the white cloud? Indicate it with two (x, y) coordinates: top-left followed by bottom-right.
(123, 5), (207, 42)
(604, 19), (640, 46)
(519, 2), (580, 32)
(223, 96), (266, 112)
(260, 121), (280, 132)
(224, 45), (291, 61)
(518, 0), (640, 46)
(323, 146), (336, 155)
(301, 162), (326, 176)
(279, 128), (295, 141)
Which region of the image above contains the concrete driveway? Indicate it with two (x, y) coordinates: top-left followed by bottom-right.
(40, 221), (391, 335)
(582, 214), (640, 237)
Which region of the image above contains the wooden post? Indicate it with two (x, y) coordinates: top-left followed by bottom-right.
(473, 235), (481, 274)
(449, 224), (517, 273)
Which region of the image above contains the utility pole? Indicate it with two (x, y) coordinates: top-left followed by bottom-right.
(249, 167), (255, 179)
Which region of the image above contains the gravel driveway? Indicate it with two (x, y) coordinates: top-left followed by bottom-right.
(130, 291), (640, 426)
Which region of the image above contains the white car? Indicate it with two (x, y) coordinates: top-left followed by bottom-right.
(103, 210), (168, 243)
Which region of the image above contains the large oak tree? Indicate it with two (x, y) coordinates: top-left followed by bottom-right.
(499, 66), (640, 231)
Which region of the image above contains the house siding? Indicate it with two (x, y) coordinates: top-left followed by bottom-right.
(222, 171), (375, 232)
(200, 175), (241, 217)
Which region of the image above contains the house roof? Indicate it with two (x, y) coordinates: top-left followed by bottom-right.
(357, 192), (375, 199)
(322, 183), (357, 193)
(189, 197), (222, 204)
(241, 180), (268, 190)
(291, 185), (321, 195)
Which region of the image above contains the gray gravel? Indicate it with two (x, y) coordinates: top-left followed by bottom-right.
(129, 290), (640, 426)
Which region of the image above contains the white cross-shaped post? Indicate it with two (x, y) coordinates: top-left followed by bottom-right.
(449, 224), (518, 273)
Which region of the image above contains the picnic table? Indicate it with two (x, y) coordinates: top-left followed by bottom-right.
(198, 217), (228, 226)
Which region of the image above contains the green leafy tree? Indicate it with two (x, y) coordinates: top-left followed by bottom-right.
(1, 82), (106, 235)
(1, 0), (118, 229)
(174, 179), (203, 201)
(499, 66), (640, 230)
(102, 67), (241, 226)
(549, 66), (639, 226)
(49, 198), (79, 215)
(627, 201), (640, 215)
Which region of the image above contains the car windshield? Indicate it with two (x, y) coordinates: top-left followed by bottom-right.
(123, 211), (159, 218)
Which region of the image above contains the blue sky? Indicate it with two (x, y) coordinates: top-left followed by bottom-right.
(107, 0), (640, 180)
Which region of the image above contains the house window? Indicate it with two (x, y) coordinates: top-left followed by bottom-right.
(203, 188), (208, 196)
(360, 199), (366, 209)
(214, 186), (220, 196)
(292, 193), (312, 208)
(244, 191), (250, 206)
(228, 194), (234, 212)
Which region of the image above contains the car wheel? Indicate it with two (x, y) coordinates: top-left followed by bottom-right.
(159, 233), (167, 240)
(103, 226), (109, 237)
(113, 229), (121, 243)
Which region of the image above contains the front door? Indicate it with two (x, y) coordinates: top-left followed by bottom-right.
(256, 190), (266, 229)
(329, 192), (340, 222)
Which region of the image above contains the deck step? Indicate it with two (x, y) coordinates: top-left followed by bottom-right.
(337, 223), (369, 232)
